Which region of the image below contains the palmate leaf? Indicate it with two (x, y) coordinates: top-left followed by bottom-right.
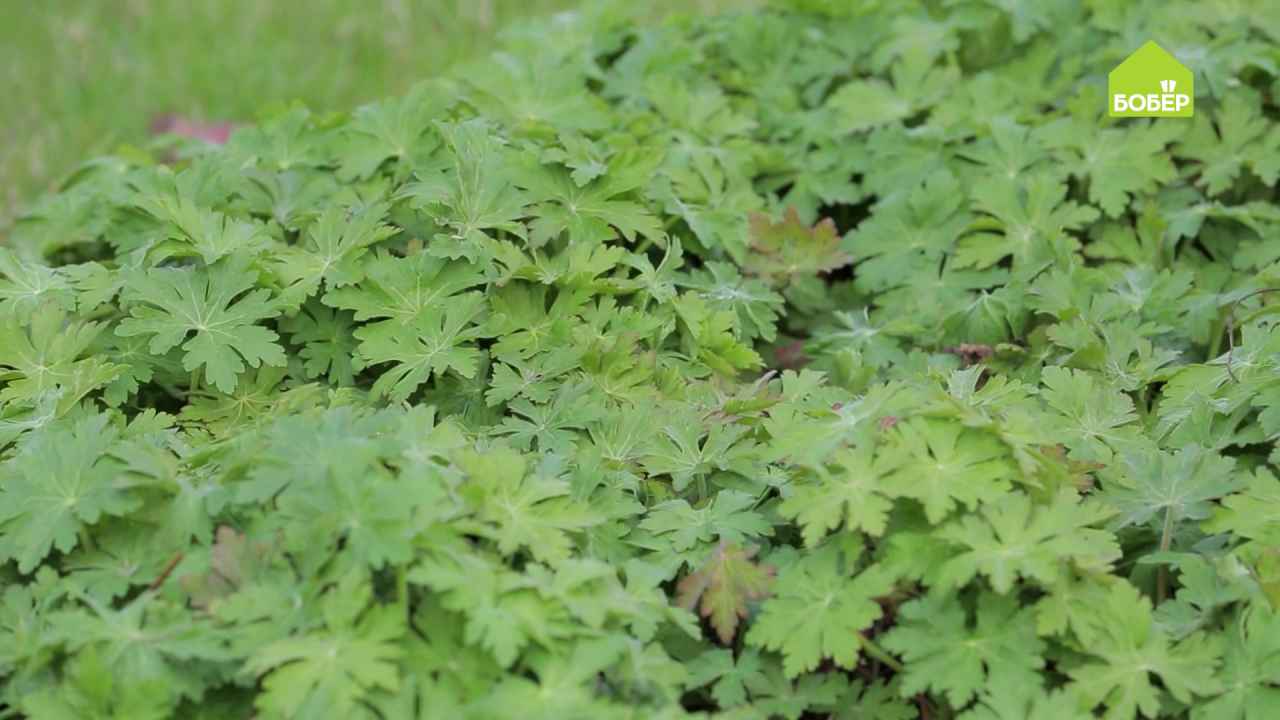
(849, 171), (969, 293)
(355, 291), (489, 402)
(961, 685), (1094, 720)
(515, 150), (664, 247)
(0, 571), (63, 678)
(1067, 582), (1222, 720)
(0, 303), (120, 406)
(472, 638), (652, 720)
(682, 261), (785, 343)
(639, 490), (773, 553)
(824, 78), (913, 134)
(233, 406), (391, 503)
(1151, 553), (1254, 641)
(825, 53), (955, 136)
(958, 116), (1052, 180)
(778, 444), (902, 545)
(651, 148), (763, 263)
(275, 202), (398, 305)
(18, 644), (171, 720)
(542, 133), (611, 188)
(640, 409), (759, 492)
(62, 519), (182, 602)
(116, 256), (285, 393)
(686, 648), (770, 709)
(1101, 444), (1243, 535)
(621, 237), (683, 308)
(677, 543), (774, 645)
(807, 308), (909, 370)
(404, 119), (529, 263)
(955, 172), (1098, 273)
(1040, 118), (1180, 218)
(139, 201), (271, 266)
(883, 591), (1045, 708)
(272, 467), (427, 570)
(745, 665), (852, 720)
(1038, 365), (1142, 463)
(484, 347), (579, 407)
(279, 301), (364, 386)
(672, 293), (764, 376)
(247, 573), (404, 720)
(746, 546), (894, 677)
(456, 446), (602, 566)
(938, 489), (1120, 593)
(493, 381), (602, 454)
(46, 596), (228, 711)
(825, 678), (917, 720)
(0, 413), (138, 573)
(1204, 467), (1280, 544)
(8, 179), (112, 258)
(882, 417), (1017, 524)
(409, 542), (564, 669)
(337, 88), (442, 181)
(177, 366), (316, 438)
(0, 248), (76, 321)
(322, 250), (487, 326)
(1175, 89), (1280, 195)
(463, 53), (611, 133)
(1192, 606), (1280, 720)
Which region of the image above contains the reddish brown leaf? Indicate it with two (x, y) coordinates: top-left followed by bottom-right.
(180, 525), (271, 610)
(943, 343), (995, 366)
(677, 542), (775, 644)
(743, 207), (850, 286)
(772, 338), (810, 370)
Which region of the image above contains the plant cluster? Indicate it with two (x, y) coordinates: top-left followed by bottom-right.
(3, 1), (1280, 718)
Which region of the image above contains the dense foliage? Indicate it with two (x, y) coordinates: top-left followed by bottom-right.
(3, 1), (1280, 717)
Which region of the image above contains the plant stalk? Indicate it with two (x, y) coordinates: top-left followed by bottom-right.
(1156, 506), (1175, 604)
(397, 564), (411, 624)
(860, 634), (905, 674)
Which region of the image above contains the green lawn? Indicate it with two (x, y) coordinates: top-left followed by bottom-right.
(0, 0), (738, 232)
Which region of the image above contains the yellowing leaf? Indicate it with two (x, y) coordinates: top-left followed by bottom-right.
(677, 543), (774, 645)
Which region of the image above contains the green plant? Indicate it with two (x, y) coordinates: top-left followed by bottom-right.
(3, 1), (1280, 718)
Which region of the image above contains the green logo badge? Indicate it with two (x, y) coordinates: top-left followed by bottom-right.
(1108, 41), (1193, 118)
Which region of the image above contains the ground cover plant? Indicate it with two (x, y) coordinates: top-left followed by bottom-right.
(2, 0), (1280, 718)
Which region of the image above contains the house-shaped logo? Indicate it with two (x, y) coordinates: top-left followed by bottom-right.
(1108, 41), (1193, 118)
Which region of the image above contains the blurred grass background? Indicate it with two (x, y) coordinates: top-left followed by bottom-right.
(0, 0), (741, 232)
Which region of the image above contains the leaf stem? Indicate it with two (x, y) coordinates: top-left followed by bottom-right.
(860, 634), (905, 674)
(1225, 288), (1280, 382)
(1156, 506), (1175, 604)
(397, 564), (410, 623)
(148, 552), (185, 592)
(1134, 386), (1152, 427)
(78, 526), (97, 553)
(1207, 309), (1227, 361)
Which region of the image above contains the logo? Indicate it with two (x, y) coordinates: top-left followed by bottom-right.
(1108, 41), (1193, 118)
